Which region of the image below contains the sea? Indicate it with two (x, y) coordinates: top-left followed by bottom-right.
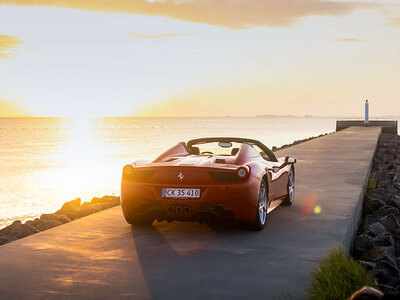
(0, 116), (368, 228)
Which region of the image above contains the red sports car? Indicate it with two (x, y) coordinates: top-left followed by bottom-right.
(121, 137), (296, 230)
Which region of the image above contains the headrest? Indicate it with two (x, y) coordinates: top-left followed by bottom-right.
(231, 148), (239, 156)
(188, 146), (200, 155)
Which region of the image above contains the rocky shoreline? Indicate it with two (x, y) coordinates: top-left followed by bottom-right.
(0, 196), (120, 246)
(354, 133), (400, 293)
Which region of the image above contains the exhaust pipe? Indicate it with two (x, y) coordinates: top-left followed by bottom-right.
(167, 205), (192, 214)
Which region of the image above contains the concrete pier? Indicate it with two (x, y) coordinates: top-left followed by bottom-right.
(336, 120), (397, 133)
(0, 127), (382, 299)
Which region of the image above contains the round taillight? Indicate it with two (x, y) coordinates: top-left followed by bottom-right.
(124, 164), (134, 175)
(236, 166), (249, 179)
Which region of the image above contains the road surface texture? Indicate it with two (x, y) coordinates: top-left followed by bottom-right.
(0, 127), (381, 300)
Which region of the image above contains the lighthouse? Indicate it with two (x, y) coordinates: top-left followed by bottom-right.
(364, 100), (369, 124)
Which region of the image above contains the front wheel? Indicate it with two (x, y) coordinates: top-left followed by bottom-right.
(282, 167), (295, 206)
(249, 179), (268, 231)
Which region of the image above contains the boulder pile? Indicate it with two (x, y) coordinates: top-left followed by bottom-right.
(354, 133), (400, 293)
(0, 195), (120, 246)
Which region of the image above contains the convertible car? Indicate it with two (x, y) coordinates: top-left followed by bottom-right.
(121, 137), (296, 230)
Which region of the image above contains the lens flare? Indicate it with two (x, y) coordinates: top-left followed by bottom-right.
(313, 205), (321, 214)
(301, 192), (317, 217)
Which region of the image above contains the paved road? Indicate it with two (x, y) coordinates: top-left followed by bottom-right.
(0, 127), (381, 300)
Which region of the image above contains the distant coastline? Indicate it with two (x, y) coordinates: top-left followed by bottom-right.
(1, 115), (400, 119)
(256, 114), (316, 118)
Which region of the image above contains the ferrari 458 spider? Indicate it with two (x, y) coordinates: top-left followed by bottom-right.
(121, 137), (296, 230)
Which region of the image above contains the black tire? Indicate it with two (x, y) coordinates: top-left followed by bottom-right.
(282, 166), (295, 206)
(125, 215), (154, 226)
(249, 179), (268, 231)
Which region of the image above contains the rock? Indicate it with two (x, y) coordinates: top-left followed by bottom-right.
(92, 196), (120, 204)
(40, 213), (60, 221)
(394, 241), (400, 257)
(101, 202), (119, 210)
(0, 221), (22, 236)
(36, 220), (62, 231)
(358, 260), (376, 271)
(379, 214), (400, 232)
(61, 198), (81, 211)
(103, 196), (120, 203)
(77, 207), (91, 218)
(61, 208), (80, 221)
(371, 259), (400, 286)
(377, 284), (398, 294)
(364, 196), (386, 214)
(56, 214), (71, 224)
(80, 201), (91, 208)
(355, 234), (374, 254)
(24, 218), (42, 227)
(91, 197), (101, 204)
(373, 188), (388, 197)
(375, 205), (399, 218)
(388, 196), (400, 210)
(91, 203), (102, 213)
(0, 236), (9, 245)
(364, 222), (388, 237)
(361, 246), (394, 262)
(10, 223), (40, 239)
(371, 234), (394, 248)
(363, 214), (380, 229)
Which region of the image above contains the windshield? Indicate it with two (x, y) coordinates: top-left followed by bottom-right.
(189, 141), (246, 156)
(187, 137), (278, 162)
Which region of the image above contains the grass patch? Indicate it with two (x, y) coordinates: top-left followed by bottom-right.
(308, 246), (377, 300)
(364, 173), (377, 197)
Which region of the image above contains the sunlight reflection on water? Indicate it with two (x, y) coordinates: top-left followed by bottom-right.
(0, 117), (337, 227)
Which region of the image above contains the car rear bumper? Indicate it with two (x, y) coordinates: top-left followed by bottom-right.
(121, 176), (260, 222)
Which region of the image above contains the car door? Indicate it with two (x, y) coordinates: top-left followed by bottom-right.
(253, 145), (287, 206)
(266, 159), (289, 203)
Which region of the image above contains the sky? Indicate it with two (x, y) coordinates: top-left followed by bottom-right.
(0, 0), (400, 117)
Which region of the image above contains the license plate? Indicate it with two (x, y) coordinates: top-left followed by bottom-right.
(162, 188), (200, 199)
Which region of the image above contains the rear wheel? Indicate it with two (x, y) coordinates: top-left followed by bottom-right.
(125, 215), (154, 226)
(249, 179), (268, 231)
(282, 167), (295, 206)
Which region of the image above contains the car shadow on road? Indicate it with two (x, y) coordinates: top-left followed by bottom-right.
(129, 219), (256, 298)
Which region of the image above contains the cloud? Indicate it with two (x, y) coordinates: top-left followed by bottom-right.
(0, 0), (378, 29)
(330, 38), (363, 42)
(129, 33), (196, 39)
(0, 34), (23, 58)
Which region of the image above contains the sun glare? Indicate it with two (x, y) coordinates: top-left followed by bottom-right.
(54, 117), (112, 195)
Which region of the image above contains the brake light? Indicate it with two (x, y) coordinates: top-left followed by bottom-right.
(236, 166), (250, 179)
(123, 164), (135, 175)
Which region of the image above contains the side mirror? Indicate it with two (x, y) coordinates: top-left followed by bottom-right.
(286, 157), (296, 164)
(268, 157), (296, 172)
